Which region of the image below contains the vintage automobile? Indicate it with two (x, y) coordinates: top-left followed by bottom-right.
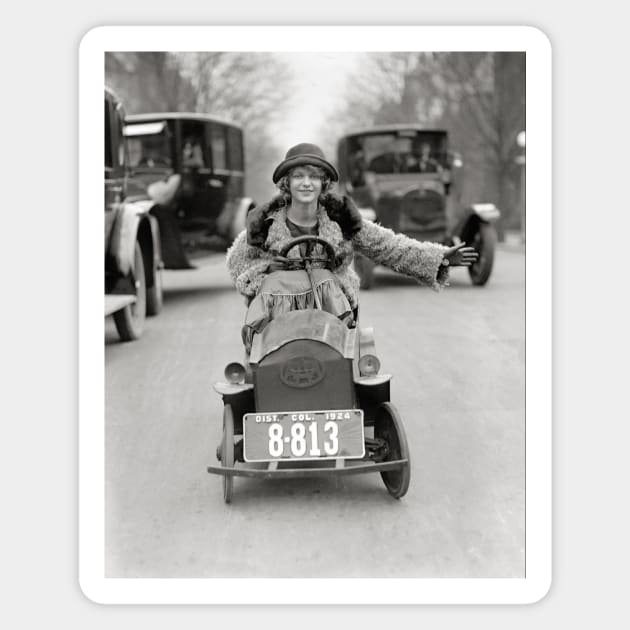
(337, 125), (500, 288)
(206, 236), (411, 504)
(104, 87), (163, 341)
(123, 112), (256, 266)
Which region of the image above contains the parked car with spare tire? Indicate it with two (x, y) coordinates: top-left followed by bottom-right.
(104, 87), (164, 341)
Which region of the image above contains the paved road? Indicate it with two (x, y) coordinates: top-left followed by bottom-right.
(105, 246), (525, 578)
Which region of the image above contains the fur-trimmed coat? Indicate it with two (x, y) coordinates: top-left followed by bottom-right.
(226, 194), (450, 309)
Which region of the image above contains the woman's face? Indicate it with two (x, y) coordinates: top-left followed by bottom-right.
(289, 166), (323, 204)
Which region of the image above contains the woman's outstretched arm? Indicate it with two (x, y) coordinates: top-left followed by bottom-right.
(352, 220), (451, 290)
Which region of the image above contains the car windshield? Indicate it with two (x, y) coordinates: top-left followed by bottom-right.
(125, 123), (172, 168)
(347, 131), (447, 175)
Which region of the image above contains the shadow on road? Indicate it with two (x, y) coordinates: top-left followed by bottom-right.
(162, 284), (235, 306)
(209, 474), (408, 506)
(367, 271), (484, 290)
(104, 285), (237, 345)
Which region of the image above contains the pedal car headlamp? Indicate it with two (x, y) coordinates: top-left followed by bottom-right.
(224, 362), (246, 385)
(358, 354), (381, 377)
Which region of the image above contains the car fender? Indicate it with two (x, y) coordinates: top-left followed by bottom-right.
(218, 196), (256, 241)
(147, 213), (162, 268)
(234, 197), (255, 238)
(470, 203), (500, 223)
(454, 203), (500, 242)
(146, 173), (181, 206)
(109, 200), (153, 276)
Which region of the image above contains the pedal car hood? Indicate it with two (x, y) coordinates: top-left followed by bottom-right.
(249, 310), (356, 365)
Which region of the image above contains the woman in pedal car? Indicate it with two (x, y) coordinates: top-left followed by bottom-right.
(226, 143), (477, 350)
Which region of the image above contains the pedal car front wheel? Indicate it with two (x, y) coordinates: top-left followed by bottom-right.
(221, 404), (235, 503)
(374, 402), (411, 499)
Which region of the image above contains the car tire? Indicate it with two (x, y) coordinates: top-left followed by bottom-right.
(468, 223), (497, 286)
(146, 263), (163, 316)
(221, 404), (235, 504)
(354, 253), (375, 290)
(375, 402), (411, 499)
(113, 241), (147, 341)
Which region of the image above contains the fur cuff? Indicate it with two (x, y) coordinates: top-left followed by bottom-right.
(433, 265), (450, 291)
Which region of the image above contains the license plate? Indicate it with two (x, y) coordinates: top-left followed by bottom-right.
(243, 409), (365, 463)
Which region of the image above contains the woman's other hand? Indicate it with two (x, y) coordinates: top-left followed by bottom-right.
(268, 255), (292, 272)
(443, 242), (479, 267)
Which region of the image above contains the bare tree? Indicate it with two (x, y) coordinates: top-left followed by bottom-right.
(433, 52), (526, 235)
(106, 51), (296, 204)
(326, 52), (525, 236)
(105, 52), (197, 112)
(324, 53), (410, 139)
(177, 52), (295, 202)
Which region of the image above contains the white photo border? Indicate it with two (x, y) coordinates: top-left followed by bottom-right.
(79, 25), (551, 605)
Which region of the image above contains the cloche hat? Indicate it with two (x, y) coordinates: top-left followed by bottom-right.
(272, 142), (339, 184)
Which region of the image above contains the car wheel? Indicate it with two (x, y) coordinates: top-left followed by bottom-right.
(113, 241), (147, 341)
(146, 262), (163, 316)
(374, 402), (411, 499)
(354, 253), (375, 290)
(221, 404), (235, 504)
(468, 223), (497, 286)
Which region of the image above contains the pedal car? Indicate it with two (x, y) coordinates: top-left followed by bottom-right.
(207, 235), (411, 503)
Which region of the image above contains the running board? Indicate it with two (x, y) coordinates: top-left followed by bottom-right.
(105, 294), (136, 316)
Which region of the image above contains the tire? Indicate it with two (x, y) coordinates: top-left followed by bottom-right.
(146, 263), (163, 316)
(468, 223), (497, 286)
(374, 402), (411, 499)
(221, 404), (235, 504)
(113, 241), (147, 341)
(354, 253), (375, 290)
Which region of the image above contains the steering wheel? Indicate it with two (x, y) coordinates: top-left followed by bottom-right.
(278, 235), (337, 267)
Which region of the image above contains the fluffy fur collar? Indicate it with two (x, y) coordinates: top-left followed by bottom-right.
(246, 193), (363, 249)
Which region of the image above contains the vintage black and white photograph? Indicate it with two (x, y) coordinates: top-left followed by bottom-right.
(82, 25), (549, 604)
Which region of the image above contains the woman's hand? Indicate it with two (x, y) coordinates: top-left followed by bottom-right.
(268, 255), (292, 272)
(443, 242), (479, 267)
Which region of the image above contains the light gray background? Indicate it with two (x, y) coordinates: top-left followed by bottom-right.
(4, 0), (627, 627)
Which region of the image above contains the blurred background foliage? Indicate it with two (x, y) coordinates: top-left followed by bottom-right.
(106, 51), (525, 239)
(324, 52), (525, 237)
(106, 51), (293, 205)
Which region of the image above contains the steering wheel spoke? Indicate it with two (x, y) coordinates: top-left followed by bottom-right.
(278, 235), (337, 266)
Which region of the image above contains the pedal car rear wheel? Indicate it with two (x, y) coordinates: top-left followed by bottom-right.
(221, 404), (235, 504)
(374, 402), (411, 499)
